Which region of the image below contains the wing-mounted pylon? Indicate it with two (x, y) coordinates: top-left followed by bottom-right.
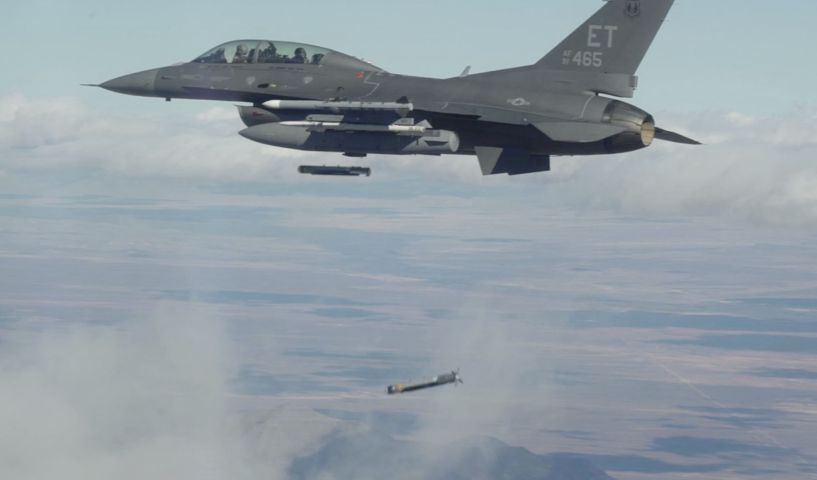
(280, 117), (432, 136)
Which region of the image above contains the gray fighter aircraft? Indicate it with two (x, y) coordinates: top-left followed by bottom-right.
(94, 0), (698, 176)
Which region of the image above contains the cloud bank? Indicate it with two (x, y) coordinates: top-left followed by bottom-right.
(0, 302), (600, 480)
(0, 305), (267, 480)
(2, 94), (817, 224)
(536, 109), (817, 224)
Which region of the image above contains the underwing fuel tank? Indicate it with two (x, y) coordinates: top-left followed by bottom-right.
(239, 123), (460, 156)
(387, 370), (463, 395)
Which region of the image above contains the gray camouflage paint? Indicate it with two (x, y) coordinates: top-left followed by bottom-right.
(97, 0), (698, 175)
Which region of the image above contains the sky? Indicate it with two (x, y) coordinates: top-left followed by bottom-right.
(2, 1), (817, 480)
(2, 0), (817, 113)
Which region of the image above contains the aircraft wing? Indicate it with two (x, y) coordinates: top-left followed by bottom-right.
(420, 101), (556, 125)
(422, 102), (700, 145)
(263, 100), (414, 116)
(420, 102), (630, 143)
(533, 122), (627, 143)
(256, 98), (555, 127)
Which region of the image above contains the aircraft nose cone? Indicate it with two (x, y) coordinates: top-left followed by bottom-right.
(100, 68), (160, 96)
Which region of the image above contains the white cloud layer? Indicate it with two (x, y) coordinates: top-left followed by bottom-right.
(0, 302), (551, 480)
(0, 305), (262, 480)
(2, 94), (817, 224)
(533, 109), (817, 224)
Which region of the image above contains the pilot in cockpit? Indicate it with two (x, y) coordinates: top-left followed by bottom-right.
(232, 44), (249, 63)
(258, 43), (278, 63)
(290, 47), (308, 64)
(199, 47), (227, 64)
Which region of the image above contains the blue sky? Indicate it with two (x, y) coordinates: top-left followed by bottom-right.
(2, 2), (817, 479)
(3, 0), (817, 113)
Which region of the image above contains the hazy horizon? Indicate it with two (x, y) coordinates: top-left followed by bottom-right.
(2, 1), (817, 479)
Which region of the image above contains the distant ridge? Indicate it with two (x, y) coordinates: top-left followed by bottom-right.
(289, 429), (616, 480)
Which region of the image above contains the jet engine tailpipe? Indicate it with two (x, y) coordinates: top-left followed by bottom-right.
(603, 100), (655, 153)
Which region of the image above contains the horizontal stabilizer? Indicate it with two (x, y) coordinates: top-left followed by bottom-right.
(476, 147), (551, 176)
(655, 127), (701, 145)
(534, 122), (627, 143)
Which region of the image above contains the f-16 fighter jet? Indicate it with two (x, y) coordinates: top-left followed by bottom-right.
(94, 0), (697, 176)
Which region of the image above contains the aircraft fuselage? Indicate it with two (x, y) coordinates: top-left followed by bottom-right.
(96, 1), (698, 176)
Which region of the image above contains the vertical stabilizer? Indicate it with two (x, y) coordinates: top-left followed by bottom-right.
(537, 0), (675, 75)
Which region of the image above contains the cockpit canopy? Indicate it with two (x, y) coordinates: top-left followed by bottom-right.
(193, 40), (330, 65)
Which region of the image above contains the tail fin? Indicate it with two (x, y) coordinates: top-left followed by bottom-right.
(537, 0), (675, 75)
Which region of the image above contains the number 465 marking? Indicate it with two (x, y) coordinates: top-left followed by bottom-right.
(569, 51), (603, 67)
